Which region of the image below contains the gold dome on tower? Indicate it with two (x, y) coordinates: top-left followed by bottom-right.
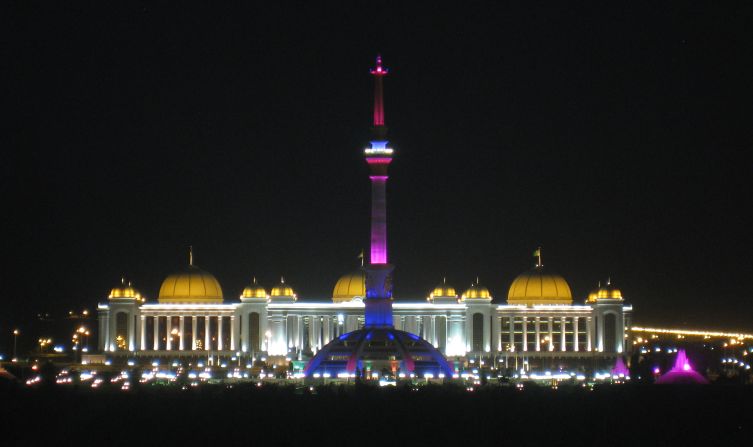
(586, 279), (623, 303)
(461, 280), (492, 301)
(428, 278), (457, 302)
(109, 278), (145, 302)
(270, 277), (296, 299)
(332, 270), (366, 303)
(241, 277), (267, 299)
(507, 266), (572, 305)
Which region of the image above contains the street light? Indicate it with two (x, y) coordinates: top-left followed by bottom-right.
(12, 329), (19, 362)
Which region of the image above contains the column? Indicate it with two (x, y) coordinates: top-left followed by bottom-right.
(617, 313), (625, 353)
(427, 316), (436, 347)
(508, 317), (515, 351)
(586, 316), (593, 351)
(218, 316), (224, 351)
(205, 316), (211, 351)
(127, 312), (135, 351)
(98, 312), (108, 352)
(597, 315), (605, 352)
(322, 316), (331, 345)
(166, 316), (172, 351)
(535, 317), (541, 352)
(179, 316), (185, 351)
(192, 317), (198, 351)
(548, 317), (554, 351)
(230, 315), (237, 351)
(242, 313), (250, 353)
(560, 317), (567, 352)
(522, 316), (528, 352)
(140, 316), (146, 351)
(153, 316), (160, 350)
(482, 314), (490, 353)
(491, 315), (501, 352)
(573, 317), (579, 352)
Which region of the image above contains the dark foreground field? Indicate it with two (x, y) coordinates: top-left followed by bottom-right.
(1, 383), (751, 446)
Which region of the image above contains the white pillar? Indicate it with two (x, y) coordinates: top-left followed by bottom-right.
(179, 316), (185, 350)
(574, 317), (579, 352)
(322, 316), (331, 345)
(522, 316), (528, 352)
(192, 316), (198, 350)
(166, 316), (172, 351)
(218, 316), (224, 351)
(492, 315), (501, 352)
(597, 315), (605, 352)
(230, 315), (237, 351)
(509, 317), (515, 351)
(153, 316), (160, 350)
(140, 315), (146, 351)
(587, 317), (593, 351)
(205, 316), (211, 351)
(548, 317), (554, 351)
(560, 317), (567, 352)
(126, 312), (135, 351)
(242, 313), (250, 353)
(535, 316), (541, 352)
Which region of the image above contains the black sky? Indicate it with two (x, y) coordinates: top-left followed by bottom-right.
(4, 2), (753, 333)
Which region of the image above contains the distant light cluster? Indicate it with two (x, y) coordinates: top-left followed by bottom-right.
(631, 326), (753, 340)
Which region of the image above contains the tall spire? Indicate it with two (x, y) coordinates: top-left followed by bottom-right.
(370, 54), (388, 130)
(363, 54), (396, 327)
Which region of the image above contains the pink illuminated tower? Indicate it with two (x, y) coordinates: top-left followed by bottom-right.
(363, 55), (395, 326)
(365, 54), (391, 265)
(303, 56), (452, 377)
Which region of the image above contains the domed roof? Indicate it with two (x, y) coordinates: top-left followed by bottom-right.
(428, 278), (457, 302)
(241, 277), (267, 299)
(109, 278), (145, 302)
(461, 280), (492, 301)
(270, 277), (296, 299)
(586, 279), (623, 303)
(158, 265), (223, 303)
(507, 266), (572, 305)
(333, 270), (366, 303)
(304, 327), (453, 378)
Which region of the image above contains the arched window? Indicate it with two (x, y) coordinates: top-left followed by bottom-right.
(472, 313), (484, 352)
(115, 312), (128, 351)
(604, 313), (617, 353)
(249, 312), (260, 352)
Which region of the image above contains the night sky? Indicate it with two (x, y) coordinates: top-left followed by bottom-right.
(5, 2), (753, 338)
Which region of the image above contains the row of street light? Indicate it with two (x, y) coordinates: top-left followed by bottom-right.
(4, 327), (90, 363)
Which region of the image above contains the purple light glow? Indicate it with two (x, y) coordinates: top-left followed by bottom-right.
(366, 158), (392, 165)
(611, 357), (629, 376)
(655, 349), (709, 384)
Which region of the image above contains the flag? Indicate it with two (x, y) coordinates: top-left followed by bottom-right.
(533, 248), (540, 258)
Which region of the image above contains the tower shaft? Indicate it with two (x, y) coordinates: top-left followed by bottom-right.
(369, 175), (388, 264)
(363, 55), (394, 328)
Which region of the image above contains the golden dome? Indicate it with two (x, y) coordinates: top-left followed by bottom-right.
(270, 278), (296, 299)
(241, 277), (267, 299)
(109, 279), (145, 302)
(333, 270), (366, 303)
(428, 278), (457, 301)
(158, 265), (223, 303)
(586, 280), (623, 303)
(507, 266), (572, 305)
(461, 281), (492, 301)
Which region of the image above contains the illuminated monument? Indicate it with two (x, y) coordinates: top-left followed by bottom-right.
(96, 56), (632, 374)
(304, 56), (453, 377)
